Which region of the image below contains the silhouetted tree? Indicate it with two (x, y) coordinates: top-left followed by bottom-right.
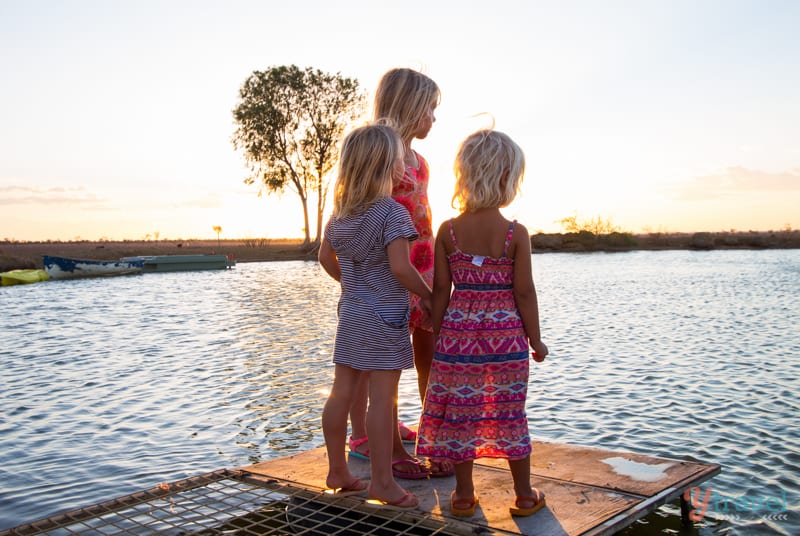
(212, 226), (222, 248)
(232, 65), (366, 246)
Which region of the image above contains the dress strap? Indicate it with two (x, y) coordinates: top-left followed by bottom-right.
(448, 219), (459, 250)
(502, 220), (516, 257)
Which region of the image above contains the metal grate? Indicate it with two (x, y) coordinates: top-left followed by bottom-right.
(1, 469), (471, 536)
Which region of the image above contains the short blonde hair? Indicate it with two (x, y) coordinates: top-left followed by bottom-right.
(332, 123), (402, 218)
(373, 68), (440, 141)
(453, 129), (525, 212)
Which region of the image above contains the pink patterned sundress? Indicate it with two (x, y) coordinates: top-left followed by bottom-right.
(416, 219), (532, 462)
(391, 150), (434, 332)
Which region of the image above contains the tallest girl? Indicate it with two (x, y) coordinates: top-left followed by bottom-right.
(348, 68), (451, 477)
(378, 67), (439, 398)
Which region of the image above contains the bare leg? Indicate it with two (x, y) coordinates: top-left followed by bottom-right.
(508, 456), (534, 498)
(389, 401), (427, 477)
(348, 373), (369, 454)
(322, 365), (363, 489)
(508, 455), (546, 515)
(347, 372), (422, 475)
(366, 369), (413, 503)
(453, 459), (476, 500)
(412, 328), (435, 401)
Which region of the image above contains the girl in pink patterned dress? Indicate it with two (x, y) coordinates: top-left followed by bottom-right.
(416, 129), (549, 518)
(348, 68), (450, 479)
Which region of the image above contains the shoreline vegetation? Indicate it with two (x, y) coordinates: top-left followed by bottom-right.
(2, 230), (798, 272)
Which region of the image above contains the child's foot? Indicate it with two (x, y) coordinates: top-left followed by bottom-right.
(398, 421), (417, 442)
(366, 484), (419, 510)
(510, 488), (546, 516)
(348, 435), (370, 460)
(392, 458), (430, 479)
(391, 447), (428, 479)
(450, 490), (479, 516)
(323, 477), (369, 496)
(428, 459), (455, 478)
(325, 472), (364, 492)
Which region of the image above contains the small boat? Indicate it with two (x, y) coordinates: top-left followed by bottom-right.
(120, 254), (235, 273)
(42, 255), (144, 280)
(1, 269), (51, 286)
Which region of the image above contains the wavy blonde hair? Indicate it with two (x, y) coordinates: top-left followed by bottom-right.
(373, 68), (440, 141)
(332, 122), (402, 218)
(453, 129), (525, 212)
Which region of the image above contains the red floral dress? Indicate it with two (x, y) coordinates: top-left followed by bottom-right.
(392, 150), (433, 332)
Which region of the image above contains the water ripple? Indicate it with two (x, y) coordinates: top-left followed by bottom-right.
(1, 252), (798, 534)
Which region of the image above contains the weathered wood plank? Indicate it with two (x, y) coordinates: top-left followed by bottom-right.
(242, 440), (719, 535)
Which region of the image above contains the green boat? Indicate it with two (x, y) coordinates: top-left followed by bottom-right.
(119, 254), (236, 272)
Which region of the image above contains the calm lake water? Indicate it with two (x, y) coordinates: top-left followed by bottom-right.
(1, 250), (798, 534)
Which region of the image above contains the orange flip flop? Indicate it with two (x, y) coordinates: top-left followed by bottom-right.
(450, 491), (479, 517)
(510, 488), (546, 516)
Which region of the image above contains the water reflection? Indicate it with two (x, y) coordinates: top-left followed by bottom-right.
(1, 251), (798, 535)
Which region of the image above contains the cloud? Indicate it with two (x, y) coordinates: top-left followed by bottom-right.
(0, 185), (108, 206)
(180, 193), (224, 209)
(670, 167), (800, 201)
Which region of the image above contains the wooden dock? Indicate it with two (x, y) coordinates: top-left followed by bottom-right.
(2, 440), (719, 535)
(243, 440), (720, 536)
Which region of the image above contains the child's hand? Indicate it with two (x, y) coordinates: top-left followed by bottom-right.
(421, 296), (433, 318)
(530, 340), (548, 362)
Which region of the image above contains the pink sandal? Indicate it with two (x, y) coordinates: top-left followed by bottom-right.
(366, 490), (419, 511)
(348, 436), (370, 460)
(398, 421), (417, 442)
(324, 477), (369, 496)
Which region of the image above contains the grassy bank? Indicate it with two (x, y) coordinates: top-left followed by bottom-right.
(531, 229), (800, 252)
(0, 238), (313, 271)
(2, 230), (799, 272)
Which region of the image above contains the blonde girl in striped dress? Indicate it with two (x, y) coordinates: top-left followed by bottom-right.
(318, 122), (432, 509)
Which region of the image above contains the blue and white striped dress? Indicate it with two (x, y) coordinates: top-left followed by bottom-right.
(324, 197), (419, 371)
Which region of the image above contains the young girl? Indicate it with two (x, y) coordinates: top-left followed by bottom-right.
(319, 123), (431, 509)
(348, 67), (450, 479)
(416, 129), (549, 517)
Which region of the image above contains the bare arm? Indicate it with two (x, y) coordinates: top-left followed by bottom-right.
(318, 238), (341, 282)
(512, 223), (549, 362)
(387, 238), (432, 304)
(431, 223), (452, 338)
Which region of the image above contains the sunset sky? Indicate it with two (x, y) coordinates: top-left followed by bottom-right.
(1, 0), (798, 242)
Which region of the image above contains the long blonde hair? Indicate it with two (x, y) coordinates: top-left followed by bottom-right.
(332, 123), (402, 218)
(373, 68), (440, 141)
(453, 129), (525, 212)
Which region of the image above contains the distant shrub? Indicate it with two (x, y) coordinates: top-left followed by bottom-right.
(243, 238), (273, 248)
(690, 232), (714, 250)
(531, 233), (563, 251)
(599, 232), (637, 249)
